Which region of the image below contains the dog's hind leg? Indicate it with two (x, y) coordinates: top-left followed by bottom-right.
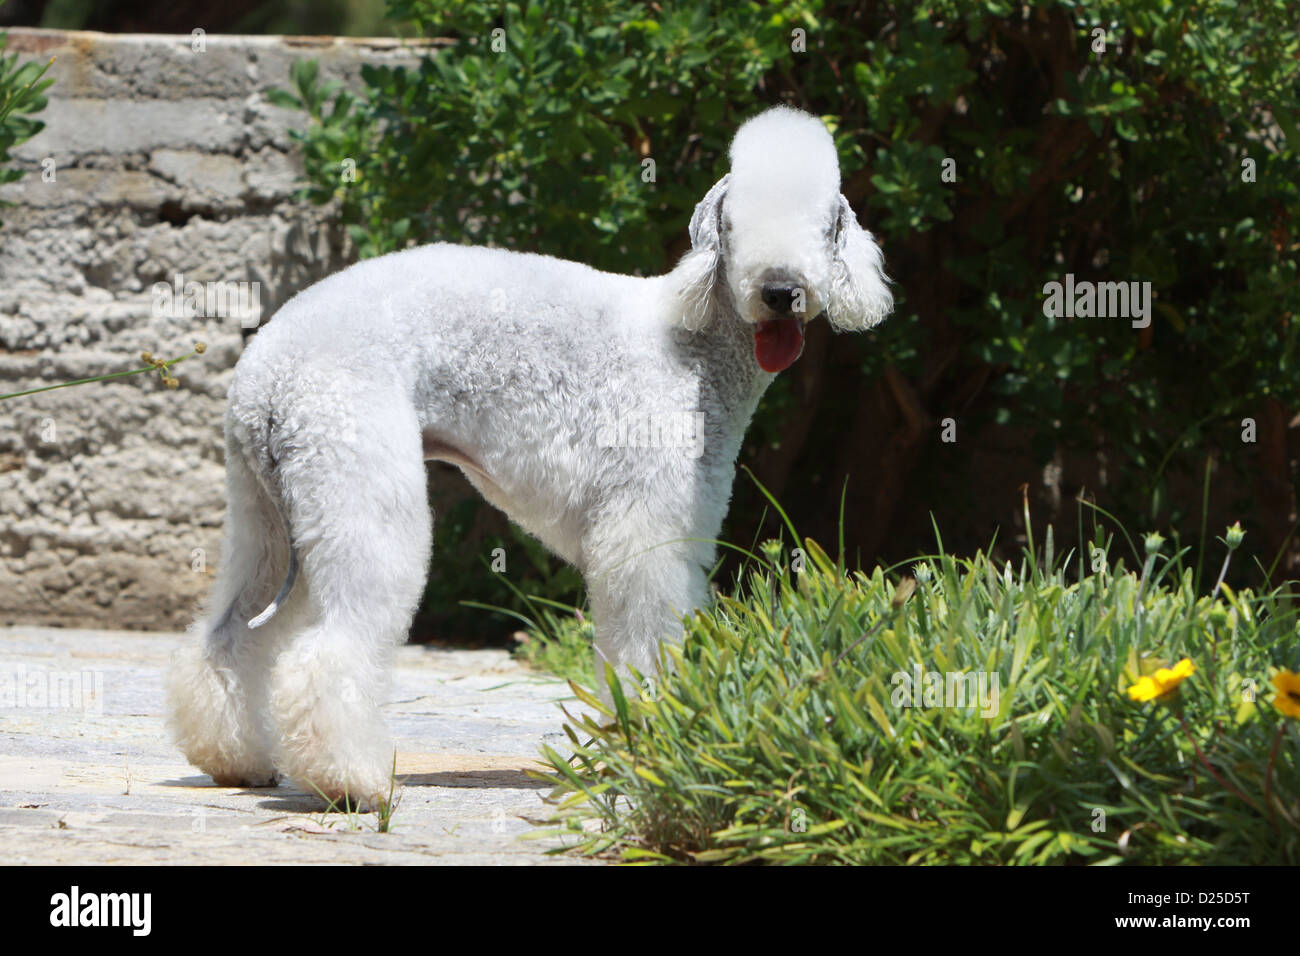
(266, 384), (432, 810)
(166, 432), (286, 787)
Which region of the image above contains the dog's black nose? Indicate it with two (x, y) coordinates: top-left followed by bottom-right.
(761, 283), (801, 314)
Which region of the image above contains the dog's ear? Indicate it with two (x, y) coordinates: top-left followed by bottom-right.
(668, 174), (729, 331)
(827, 194), (893, 331)
(688, 173), (729, 250)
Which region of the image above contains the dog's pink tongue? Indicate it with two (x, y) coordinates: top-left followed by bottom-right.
(754, 318), (805, 373)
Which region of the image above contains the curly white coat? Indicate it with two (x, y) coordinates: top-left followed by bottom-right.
(167, 106), (893, 807)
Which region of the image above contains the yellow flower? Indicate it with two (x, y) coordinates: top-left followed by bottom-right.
(1271, 670), (1300, 718)
(1127, 658), (1195, 702)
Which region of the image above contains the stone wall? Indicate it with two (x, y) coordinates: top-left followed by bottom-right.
(0, 29), (428, 629)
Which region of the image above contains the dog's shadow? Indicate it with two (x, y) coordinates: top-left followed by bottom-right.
(398, 769), (549, 790)
(162, 761), (551, 814)
(248, 770), (549, 813)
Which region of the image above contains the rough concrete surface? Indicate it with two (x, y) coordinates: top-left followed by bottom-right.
(0, 626), (602, 865)
(0, 29), (433, 631)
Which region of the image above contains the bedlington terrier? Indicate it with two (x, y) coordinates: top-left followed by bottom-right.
(167, 105), (893, 808)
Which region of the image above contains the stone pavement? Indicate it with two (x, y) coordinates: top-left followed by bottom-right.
(0, 626), (601, 864)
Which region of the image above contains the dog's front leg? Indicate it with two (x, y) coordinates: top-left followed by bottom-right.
(584, 532), (712, 701)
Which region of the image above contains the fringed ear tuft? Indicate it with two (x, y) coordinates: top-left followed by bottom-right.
(827, 195), (893, 331)
(666, 175), (729, 331)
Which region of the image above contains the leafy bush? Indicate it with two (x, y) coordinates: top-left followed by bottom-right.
(538, 523), (1300, 864)
(275, 0), (1300, 610)
(271, 0), (794, 266)
(0, 26), (53, 221)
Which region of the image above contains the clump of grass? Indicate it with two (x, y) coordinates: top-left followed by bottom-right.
(306, 750), (402, 833)
(535, 525), (1300, 865)
(466, 567), (594, 686)
(509, 599), (596, 687)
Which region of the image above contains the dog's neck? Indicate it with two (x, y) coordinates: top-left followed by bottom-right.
(672, 308), (773, 452)
(657, 256), (777, 452)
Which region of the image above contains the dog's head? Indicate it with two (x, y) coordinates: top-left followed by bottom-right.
(672, 106), (893, 373)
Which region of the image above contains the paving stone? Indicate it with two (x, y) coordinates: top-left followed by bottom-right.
(0, 626), (602, 865)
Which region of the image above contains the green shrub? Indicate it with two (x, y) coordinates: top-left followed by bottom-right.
(275, 0), (1300, 615)
(538, 524), (1300, 864)
(273, 0), (797, 267)
(0, 25), (53, 222)
(509, 597), (596, 687)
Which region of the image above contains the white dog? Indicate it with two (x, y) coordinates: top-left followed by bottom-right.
(167, 106), (893, 808)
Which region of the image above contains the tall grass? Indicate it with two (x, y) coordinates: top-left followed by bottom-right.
(532, 518), (1300, 864)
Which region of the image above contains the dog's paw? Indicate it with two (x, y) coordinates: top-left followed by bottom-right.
(209, 770), (280, 789)
(296, 774), (392, 813)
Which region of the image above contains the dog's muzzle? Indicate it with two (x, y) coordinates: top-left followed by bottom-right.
(760, 282), (803, 314)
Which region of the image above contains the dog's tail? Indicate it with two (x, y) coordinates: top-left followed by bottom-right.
(248, 542), (298, 629)
(218, 389), (301, 631)
(240, 423), (299, 630)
